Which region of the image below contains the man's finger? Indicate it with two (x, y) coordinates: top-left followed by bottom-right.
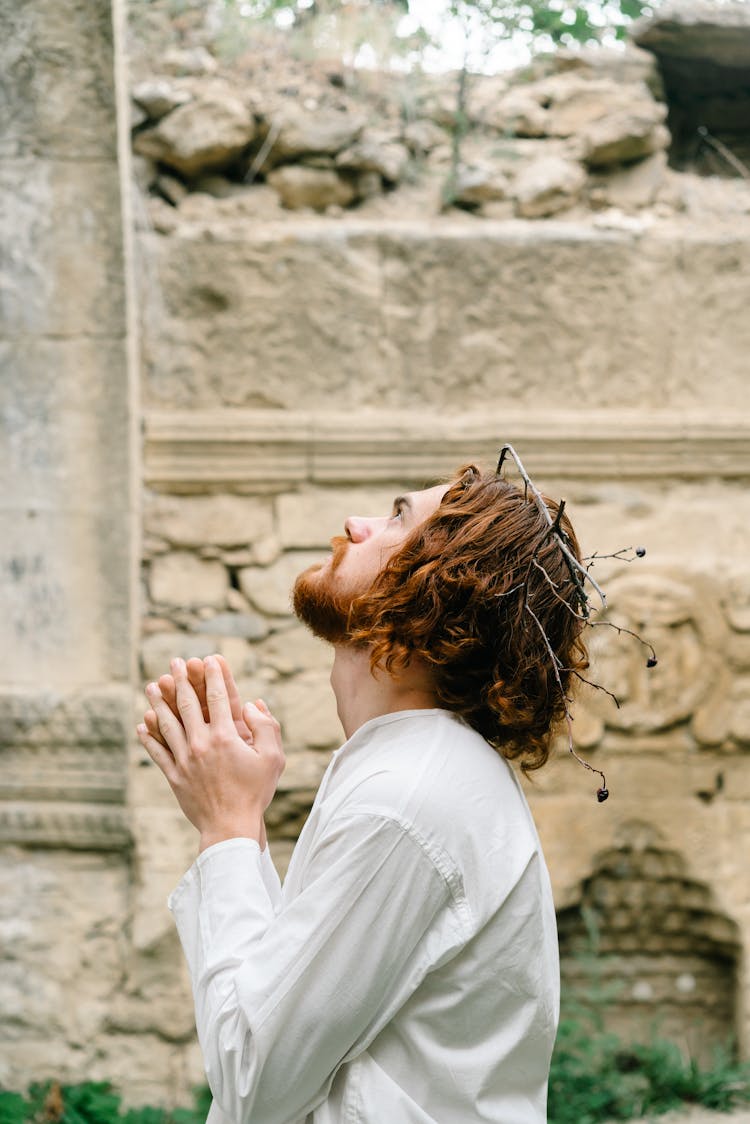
(186, 658), (209, 720)
(203, 655), (234, 728)
(158, 674), (179, 718)
(146, 682), (189, 763)
(144, 707), (168, 748)
(136, 722), (178, 784)
(171, 657), (207, 741)
(215, 654), (243, 722)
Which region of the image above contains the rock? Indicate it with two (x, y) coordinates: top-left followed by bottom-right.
(133, 90), (256, 177)
(588, 150), (667, 211)
(540, 75), (667, 148)
(276, 488), (397, 549)
(131, 79), (192, 122)
(193, 611), (269, 640)
(483, 88), (549, 138)
(269, 106), (366, 162)
(453, 162), (509, 207)
(149, 552), (228, 609)
(239, 552), (323, 616)
(275, 671), (342, 749)
(633, 0), (750, 169)
(544, 43), (664, 98)
(140, 631), (217, 679)
(403, 118), (447, 155)
(161, 45), (218, 76)
(155, 173), (187, 207)
(633, 0), (750, 73)
(144, 493), (274, 548)
(582, 115), (669, 169)
(513, 154), (586, 217)
(257, 625), (332, 676)
(336, 133), (410, 183)
(468, 73), (512, 128)
(267, 165), (357, 211)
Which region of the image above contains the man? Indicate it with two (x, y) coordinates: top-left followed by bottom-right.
(138, 460), (587, 1124)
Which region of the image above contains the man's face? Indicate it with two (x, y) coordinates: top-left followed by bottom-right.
(292, 482), (449, 644)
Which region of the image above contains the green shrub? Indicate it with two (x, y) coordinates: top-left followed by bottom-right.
(0, 1083), (210, 1124)
(549, 1014), (750, 1123)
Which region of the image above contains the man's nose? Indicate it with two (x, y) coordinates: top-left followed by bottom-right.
(344, 515), (385, 542)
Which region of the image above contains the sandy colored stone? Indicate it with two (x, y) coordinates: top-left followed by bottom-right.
(513, 155), (586, 217)
(142, 224), (750, 417)
(336, 134), (410, 183)
(144, 492), (273, 547)
(267, 164), (357, 211)
(454, 162), (509, 207)
(238, 551), (322, 616)
(269, 105), (366, 161)
(257, 625), (332, 677)
(132, 78), (192, 121)
(277, 487), (397, 548)
(582, 116), (670, 169)
(589, 150), (667, 211)
(275, 671), (342, 750)
(141, 629), (256, 679)
(149, 551), (228, 608)
(134, 88), (256, 176)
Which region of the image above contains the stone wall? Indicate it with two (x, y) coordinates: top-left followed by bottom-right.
(137, 212), (750, 1084)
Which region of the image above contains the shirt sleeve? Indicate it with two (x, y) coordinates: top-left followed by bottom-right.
(259, 843), (283, 913)
(169, 812), (467, 1124)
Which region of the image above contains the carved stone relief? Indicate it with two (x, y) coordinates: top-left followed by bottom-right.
(575, 570), (738, 750)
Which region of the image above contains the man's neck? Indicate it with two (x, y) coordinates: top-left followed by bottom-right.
(330, 646), (440, 740)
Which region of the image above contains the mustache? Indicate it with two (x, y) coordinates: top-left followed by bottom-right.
(329, 535), (349, 573)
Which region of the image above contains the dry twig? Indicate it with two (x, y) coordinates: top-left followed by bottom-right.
(497, 444), (657, 802)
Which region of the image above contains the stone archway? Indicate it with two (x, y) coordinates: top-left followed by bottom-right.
(557, 831), (740, 1062)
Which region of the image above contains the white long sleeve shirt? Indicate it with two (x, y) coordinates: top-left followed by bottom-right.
(168, 708), (560, 1124)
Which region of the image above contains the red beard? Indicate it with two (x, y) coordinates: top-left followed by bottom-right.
(292, 535), (363, 644)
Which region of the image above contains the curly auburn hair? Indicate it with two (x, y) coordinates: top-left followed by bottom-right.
(348, 464), (589, 772)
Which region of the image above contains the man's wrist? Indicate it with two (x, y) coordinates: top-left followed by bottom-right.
(199, 818), (264, 854)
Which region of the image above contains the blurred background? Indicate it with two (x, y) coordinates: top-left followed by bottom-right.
(2, 0), (750, 1118)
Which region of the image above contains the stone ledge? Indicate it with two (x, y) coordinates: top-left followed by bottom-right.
(144, 409), (750, 486)
(0, 801), (131, 851)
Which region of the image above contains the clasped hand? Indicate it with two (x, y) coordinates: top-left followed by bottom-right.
(137, 654), (285, 852)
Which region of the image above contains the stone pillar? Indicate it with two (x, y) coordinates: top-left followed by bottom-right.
(0, 0), (137, 1084)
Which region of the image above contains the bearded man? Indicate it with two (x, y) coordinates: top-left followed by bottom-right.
(138, 461), (587, 1124)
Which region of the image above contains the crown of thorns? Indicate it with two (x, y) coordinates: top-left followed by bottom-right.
(495, 444), (658, 803)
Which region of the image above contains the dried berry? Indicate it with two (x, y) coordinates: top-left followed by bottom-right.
(646, 656), (658, 668)
(635, 546), (646, 557)
(597, 787), (609, 803)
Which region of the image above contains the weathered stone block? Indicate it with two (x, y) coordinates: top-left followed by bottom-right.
(149, 552), (228, 609)
(277, 487), (396, 548)
(143, 226), (750, 414)
(269, 106), (366, 161)
(257, 625), (332, 677)
(267, 165), (357, 211)
(275, 670), (343, 750)
(134, 88), (257, 177)
(513, 155), (586, 217)
(144, 492), (274, 547)
(238, 551), (322, 616)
